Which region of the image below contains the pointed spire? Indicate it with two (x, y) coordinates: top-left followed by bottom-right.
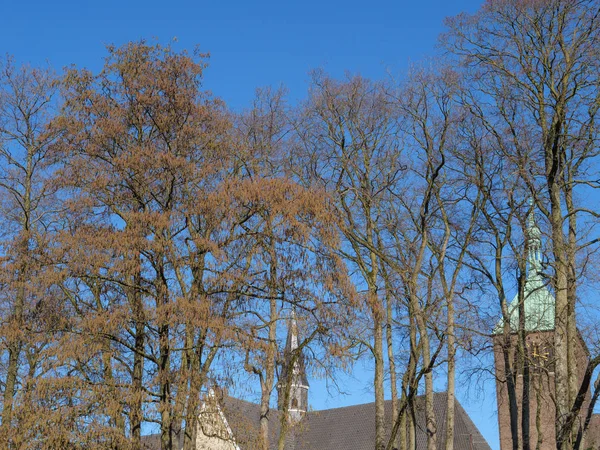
(286, 308), (299, 353)
(278, 308), (309, 421)
(527, 198), (542, 276)
(281, 308), (308, 387)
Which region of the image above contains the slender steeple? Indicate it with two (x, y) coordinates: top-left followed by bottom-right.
(493, 200), (555, 333)
(277, 310), (309, 422)
(527, 198), (542, 277)
(493, 199), (593, 449)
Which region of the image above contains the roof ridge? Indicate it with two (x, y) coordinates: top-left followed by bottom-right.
(453, 399), (492, 450)
(305, 391), (449, 414)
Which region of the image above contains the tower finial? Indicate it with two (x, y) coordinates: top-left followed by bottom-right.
(527, 198), (542, 275)
(288, 308), (298, 352)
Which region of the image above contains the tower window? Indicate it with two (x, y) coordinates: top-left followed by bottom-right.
(291, 398), (298, 409)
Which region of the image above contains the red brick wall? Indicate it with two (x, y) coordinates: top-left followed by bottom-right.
(585, 415), (600, 449)
(494, 331), (558, 449)
(493, 331), (592, 449)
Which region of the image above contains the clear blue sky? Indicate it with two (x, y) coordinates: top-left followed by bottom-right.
(3, 0), (481, 109)
(1, 0), (500, 448)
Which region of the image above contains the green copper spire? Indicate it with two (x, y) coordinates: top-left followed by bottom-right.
(527, 198), (542, 276)
(494, 201), (555, 334)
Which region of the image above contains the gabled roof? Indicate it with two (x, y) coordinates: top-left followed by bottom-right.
(220, 396), (283, 449)
(292, 393), (491, 450)
(140, 392), (492, 450)
(141, 392), (491, 450)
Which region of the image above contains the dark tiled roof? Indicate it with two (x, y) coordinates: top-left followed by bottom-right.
(221, 396), (282, 448)
(452, 398), (492, 450)
(140, 430), (182, 450)
(293, 393), (490, 450)
(142, 391), (491, 450)
(140, 433), (161, 450)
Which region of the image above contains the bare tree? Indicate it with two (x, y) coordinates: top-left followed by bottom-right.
(446, 1), (600, 447)
(292, 72), (403, 450)
(381, 64), (469, 450)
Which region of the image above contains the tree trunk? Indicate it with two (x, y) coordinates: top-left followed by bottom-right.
(398, 312), (419, 450)
(159, 325), (172, 450)
(411, 243), (436, 450)
(408, 401), (416, 450)
(374, 312), (385, 450)
(548, 177), (570, 449)
(157, 260), (172, 450)
(522, 354), (531, 450)
(565, 179), (580, 444)
(518, 270), (530, 450)
(421, 326), (437, 450)
(445, 290), (455, 450)
(261, 236), (279, 450)
(385, 287), (398, 450)
(367, 245), (384, 450)
(2, 145), (33, 442)
(2, 283), (24, 437)
(129, 255), (145, 450)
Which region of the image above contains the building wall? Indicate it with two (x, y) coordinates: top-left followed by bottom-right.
(196, 432), (238, 450)
(585, 415), (600, 449)
(494, 330), (594, 450)
(494, 331), (556, 450)
(196, 396), (239, 450)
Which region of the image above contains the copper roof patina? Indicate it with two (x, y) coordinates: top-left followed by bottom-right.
(494, 204), (555, 334)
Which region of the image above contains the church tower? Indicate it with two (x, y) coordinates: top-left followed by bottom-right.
(277, 310), (309, 423)
(493, 204), (590, 449)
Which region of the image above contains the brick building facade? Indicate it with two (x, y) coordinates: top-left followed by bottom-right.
(493, 207), (599, 449)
